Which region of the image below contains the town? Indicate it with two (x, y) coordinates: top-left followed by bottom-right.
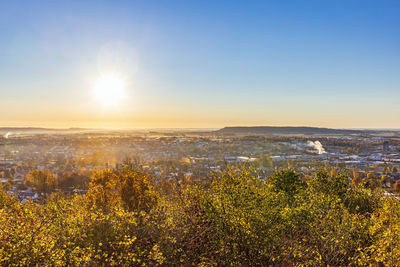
(1, 128), (400, 202)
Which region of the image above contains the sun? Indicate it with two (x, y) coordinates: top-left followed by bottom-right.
(93, 75), (125, 107)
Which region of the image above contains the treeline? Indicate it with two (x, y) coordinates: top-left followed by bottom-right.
(1, 166), (400, 265)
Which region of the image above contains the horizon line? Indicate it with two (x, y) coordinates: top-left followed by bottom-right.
(1, 126), (400, 131)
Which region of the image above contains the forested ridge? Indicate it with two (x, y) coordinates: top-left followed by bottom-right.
(1, 166), (400, 266)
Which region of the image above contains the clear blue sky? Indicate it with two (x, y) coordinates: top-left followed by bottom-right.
(0, 0), (399, 128)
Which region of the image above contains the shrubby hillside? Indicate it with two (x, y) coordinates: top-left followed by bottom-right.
(1, 166), (399, 266)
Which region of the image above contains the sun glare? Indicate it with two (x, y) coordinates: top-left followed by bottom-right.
(93, 75), (125, 107)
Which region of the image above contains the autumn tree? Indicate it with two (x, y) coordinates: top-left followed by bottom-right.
(2, 166), (400, 266)
(87, 167), (158, 213)
(381, 174), (393, 187)
(366, 172), (380, 189)
(58, 171), (89, 189)
(116, 168), (158, 212)
(352, 176), (362, 187)
(26, 170), (57, 196)
(394, 180), (400, 194)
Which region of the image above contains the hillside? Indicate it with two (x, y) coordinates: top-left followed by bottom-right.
(216, 126), (364, 135)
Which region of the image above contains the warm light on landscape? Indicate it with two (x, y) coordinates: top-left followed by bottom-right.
(1, 1), (400, 266)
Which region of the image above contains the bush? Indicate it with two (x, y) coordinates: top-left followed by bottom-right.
(0, 167), (399, 265)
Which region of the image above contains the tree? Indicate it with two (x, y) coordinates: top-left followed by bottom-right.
(268, 169), (304, 196)
(381, 175), (391, 188)
(394, 180), (400, 194)
(58, 171), (89, 189)
(366, 172), (380, 189)
(116, 168), (158, 212)
(308, 169), (348, 199)
(87, 167), (158, 213)
(366, 172), (375, 180)
(26, 170), (57, 196)
(352, 176), (362, 187)
(86, 169), (118, 212)
(2, 166), (400, 265)
(352, 169), (359, 180)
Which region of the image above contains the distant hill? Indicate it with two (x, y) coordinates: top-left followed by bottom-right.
(215, 126), (364, 135)
(0, 127), (93, 137)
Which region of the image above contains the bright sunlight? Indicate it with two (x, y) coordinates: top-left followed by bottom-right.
(93, 75), (125, 107)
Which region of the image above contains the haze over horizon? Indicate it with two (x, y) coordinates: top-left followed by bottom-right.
(1, 125), (400, 132)
(1, 1), (400, 129)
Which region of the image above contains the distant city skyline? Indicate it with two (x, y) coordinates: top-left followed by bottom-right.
(1, 1), (399, 128)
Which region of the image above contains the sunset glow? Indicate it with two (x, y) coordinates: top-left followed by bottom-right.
(93, 75), (125, 108)
(2, 2), (400, 265)
(0, 1), (399, 129)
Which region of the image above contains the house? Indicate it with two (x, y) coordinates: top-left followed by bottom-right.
(18, 192), (38, 202)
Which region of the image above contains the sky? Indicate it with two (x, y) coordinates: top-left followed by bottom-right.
(0, 0), (399, 129)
